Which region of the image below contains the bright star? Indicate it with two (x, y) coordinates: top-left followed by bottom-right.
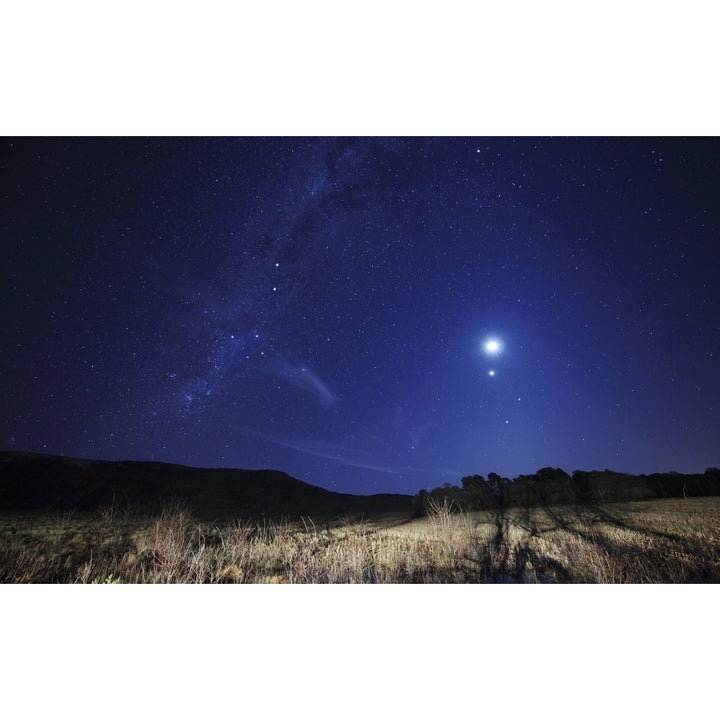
(489, 370), (495, 376)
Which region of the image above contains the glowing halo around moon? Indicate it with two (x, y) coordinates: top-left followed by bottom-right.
(482, 337), (503, 355)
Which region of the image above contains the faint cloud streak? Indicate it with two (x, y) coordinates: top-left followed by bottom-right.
(263, 354), (337, 406)
(241, 427), (464, 480)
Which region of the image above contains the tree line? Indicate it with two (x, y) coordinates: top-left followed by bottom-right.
(414, 466), (720, 515)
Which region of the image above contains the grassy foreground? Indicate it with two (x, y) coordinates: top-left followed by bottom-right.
(1, 497), (719, 583)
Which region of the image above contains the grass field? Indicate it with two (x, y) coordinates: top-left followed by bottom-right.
(1, 496), (719, 583)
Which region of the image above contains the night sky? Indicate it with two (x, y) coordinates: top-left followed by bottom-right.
(2, 137), (719, 495)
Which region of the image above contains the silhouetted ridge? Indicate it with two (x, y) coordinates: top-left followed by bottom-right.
(0, 452), (412, 519)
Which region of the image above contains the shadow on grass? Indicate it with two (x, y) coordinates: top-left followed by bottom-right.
(461, 497), (720, 583)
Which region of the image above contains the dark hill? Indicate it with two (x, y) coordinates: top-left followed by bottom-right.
(0, 452), (413, 520)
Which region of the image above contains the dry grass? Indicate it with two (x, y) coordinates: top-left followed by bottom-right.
(1, 497), (719, 583)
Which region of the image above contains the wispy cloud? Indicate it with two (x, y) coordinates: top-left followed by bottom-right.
(263, 354), (337, 406)
(244, 428), (398, 474)
(241, 427), (464, 480)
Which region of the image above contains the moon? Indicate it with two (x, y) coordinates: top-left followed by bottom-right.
(483, 337), (502, 355)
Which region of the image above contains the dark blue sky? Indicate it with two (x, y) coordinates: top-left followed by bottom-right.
(2, 137), (718, 494)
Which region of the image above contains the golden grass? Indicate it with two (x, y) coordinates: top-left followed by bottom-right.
(1, 497), (719, 583)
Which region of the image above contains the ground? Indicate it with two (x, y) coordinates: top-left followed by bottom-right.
(1, 497), (719, 583)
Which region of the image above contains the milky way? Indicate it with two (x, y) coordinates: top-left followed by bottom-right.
(2, 137), (719, 494)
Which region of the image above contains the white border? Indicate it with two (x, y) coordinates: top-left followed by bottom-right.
(2, 3), (716, 135)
